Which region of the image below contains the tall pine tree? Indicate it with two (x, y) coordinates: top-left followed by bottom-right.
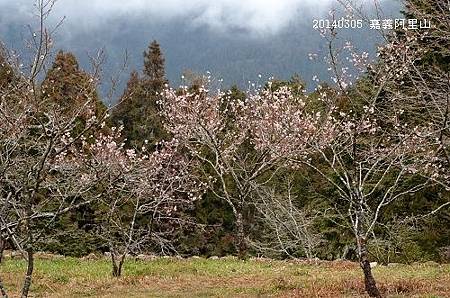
(111, 40), (168, 149)
(41, 50), (106, 118)
(143, 40), (168, 94)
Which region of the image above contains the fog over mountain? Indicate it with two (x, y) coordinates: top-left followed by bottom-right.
(0, 0), (401, 102)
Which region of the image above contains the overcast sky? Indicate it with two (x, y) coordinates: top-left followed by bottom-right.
(0, 0), (398, 101)
(0, 0), (337, 36)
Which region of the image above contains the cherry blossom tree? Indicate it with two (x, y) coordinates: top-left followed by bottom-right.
(379, 0), (450, 194)
(69, 128), (202, 277)
(298, 6), (445, 297)
(0, 57), (105, 297)
(159, 83), (322, 258)
(242, 4), (443, 295)
(0, 1), (110, 296)
(249, 75), (430, 298)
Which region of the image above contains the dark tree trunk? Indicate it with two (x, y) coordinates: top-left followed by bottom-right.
(111, 253), (125, 277)
(112, 262), (122, 277)
(358, 238), (382, 298)
(0, 276), (8, 298)
(0, 238), (5, 264)
(235, 212), (247, 259)
(21, 192), (36, 298)
(20, 248), (34, 298)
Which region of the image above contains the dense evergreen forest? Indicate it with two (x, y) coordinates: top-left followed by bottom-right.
(1, 0), (449, 297)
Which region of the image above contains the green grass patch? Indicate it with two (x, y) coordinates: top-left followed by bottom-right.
(1, 257), (449, 297)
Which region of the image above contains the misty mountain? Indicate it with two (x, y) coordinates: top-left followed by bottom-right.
(0, 1), (402, 103)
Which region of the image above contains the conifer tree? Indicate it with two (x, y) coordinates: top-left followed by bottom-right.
(111, 70), (146, 147)
(143, 40), (168, 94)
(122, 70), (141, 100)
(41, 50), (106, 118)
(111, 41), (169, 149)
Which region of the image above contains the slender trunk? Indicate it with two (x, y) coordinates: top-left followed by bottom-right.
(357, 237), (382, 298)
(0, 276), (8, 298)
(20, 184), (40, 298)
(0, 238), (5, 264)
(111, 252), (125, 277)
(235, 212), (247, 259)
(112, 263), (121, 277)
(20, 248), (33, 298)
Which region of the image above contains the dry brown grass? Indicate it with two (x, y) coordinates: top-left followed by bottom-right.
(1, 256), (449, 297)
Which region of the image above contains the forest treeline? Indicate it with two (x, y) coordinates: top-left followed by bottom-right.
(1, 0), (449, 297)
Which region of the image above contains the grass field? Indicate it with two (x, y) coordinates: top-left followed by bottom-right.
(1, 256), (449, 297)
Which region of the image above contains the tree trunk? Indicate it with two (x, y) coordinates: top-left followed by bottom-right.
(0, 238), (5, 264)
(112, 262), (122, 277)
(357, 238), (382, 298)
(235, 212), (247, 259)
(0, 276), (8, 298)
(111, 253), (125, 277)
(20, 248), (33, 298)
